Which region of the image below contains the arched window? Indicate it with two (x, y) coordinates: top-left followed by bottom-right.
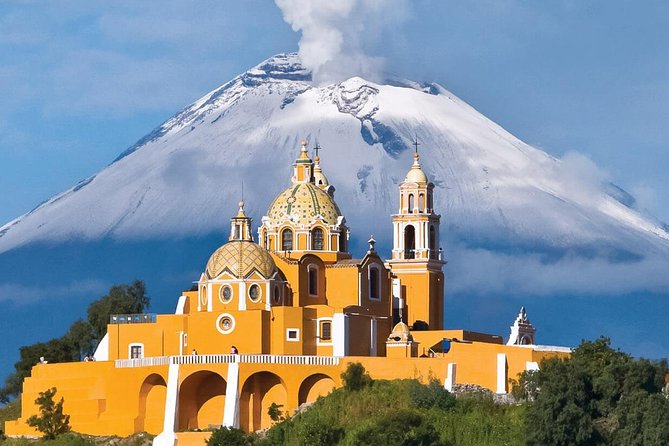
(419, 194), (425, 212)
(308, 265), (318, 296)
(311, 227), (324, 250)
(427, 193), (433, 212)
(281, 228), (293, 251)
(369, 266), (380, 300)
(429, 225), (436, 259)
(408, 194), (414, 214)
(404, 225), (415, 259)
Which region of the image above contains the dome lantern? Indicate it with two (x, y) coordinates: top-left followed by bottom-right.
(229, 200), (253, 242)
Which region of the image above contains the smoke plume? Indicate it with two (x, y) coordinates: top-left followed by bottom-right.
(275, 0), (407, 84)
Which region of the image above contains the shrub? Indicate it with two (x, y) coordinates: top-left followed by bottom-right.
(510, 370), (539, 402)
(267, 402), (285, 423)
(207, 426), (254, 446)
(341, 363), (372, 391)
(296, 417), (343, 446)
(26, 388), (70, 440)
(409, 379), (455, 411)
(350, 409), (443, 446)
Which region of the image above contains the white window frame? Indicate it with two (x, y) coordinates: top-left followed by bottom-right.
(128, 343), (144, 359)
(316, 318), (333, 346)
(216, 313), (236, 335)
(286, 328), (300, 342)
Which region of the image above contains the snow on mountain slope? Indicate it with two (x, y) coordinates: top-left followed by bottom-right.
(1, 53), (668, 262)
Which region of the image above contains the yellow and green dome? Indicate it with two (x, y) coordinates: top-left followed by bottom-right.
(266, 182), (342, 226)
(205, 240), (276, 279)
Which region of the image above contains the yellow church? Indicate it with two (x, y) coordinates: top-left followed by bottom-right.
(6, 141), (569, 445)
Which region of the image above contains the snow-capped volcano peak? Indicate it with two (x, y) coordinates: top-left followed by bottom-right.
(1, 52), (668, 268)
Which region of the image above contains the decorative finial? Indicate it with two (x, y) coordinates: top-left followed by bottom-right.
(368, 235), (376, 252)
(412, 136), (421, 164)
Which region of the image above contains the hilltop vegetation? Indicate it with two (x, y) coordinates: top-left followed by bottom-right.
(206, 338), (668, 446)
(210, 367), (524, 446)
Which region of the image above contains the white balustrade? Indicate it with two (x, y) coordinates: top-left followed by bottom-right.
(115, 354), (340, 368)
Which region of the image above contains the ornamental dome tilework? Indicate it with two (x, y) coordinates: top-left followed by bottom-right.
(266, 182), (342, 227)
(205, 240), (277, 279)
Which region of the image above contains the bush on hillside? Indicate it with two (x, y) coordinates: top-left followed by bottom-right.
(26, 388), (70, 440)
(207, 426), (254, 446)
(350, 409), (443, 446)
(526, 337), (669, 445)
(295, 416), (343, 446)
(409, 378), (455, 411)
(340, 362), (372, 391)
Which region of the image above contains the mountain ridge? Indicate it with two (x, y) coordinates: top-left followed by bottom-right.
(1, 52), (668, 262)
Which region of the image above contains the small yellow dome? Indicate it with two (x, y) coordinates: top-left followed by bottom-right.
(405, 152), (428, 183)
(266, 182), (342, 226)
(205, 240), (276, 279)
(388, 321), (412, 342)
(405, 166), (428, 183)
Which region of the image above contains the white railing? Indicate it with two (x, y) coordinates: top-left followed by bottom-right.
(115, 354), (340, 368)
(115, 356), (171, 368)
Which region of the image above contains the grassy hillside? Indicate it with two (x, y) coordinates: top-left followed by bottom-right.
(260, 379), (524, 446)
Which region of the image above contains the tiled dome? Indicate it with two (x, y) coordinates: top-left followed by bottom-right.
(266, 182), (342, 227)
(205, 240), (276, 279)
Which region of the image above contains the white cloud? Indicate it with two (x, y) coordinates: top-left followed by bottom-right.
(0, 279), (108, 305)
(447, 244), (669, 297)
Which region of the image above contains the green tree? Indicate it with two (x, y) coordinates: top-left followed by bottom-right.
(0, 280), (149, 402)
(26, 387), (70, 439)
(267, 402), (285, 423)
(207, 426), (254, 446)
(510, 369), (539, 402)
(341, 362), (372, 391)
(526, 337), (669, 445)
(87, 280), (149, 341)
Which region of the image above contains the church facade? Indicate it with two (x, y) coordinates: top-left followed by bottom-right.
(6, 142), (569, 445)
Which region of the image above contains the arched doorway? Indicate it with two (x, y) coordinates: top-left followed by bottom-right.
(136, 374), (167, 434)
(298, 374), (336, 406)
(240, 372), (287, 432)
(178, 371), (227, 431)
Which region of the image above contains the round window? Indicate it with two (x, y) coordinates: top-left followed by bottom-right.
(216, 313), (235, 334)
(219, 285), (232, 303)
(248, 284), (261, 302)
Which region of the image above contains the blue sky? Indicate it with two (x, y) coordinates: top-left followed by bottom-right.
(1, 0), (668, 227)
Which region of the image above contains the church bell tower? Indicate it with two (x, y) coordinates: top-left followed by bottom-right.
(388, 145), (445, 329)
